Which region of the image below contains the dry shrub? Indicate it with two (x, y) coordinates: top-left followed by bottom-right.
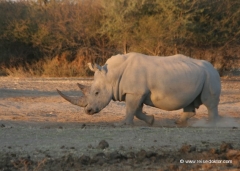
(1, 46), (103, 77)
(42, 50), (95, 77)
(1, 62), (44, 77)
(187, 46), (240, 76)
(1, 52), (93, 77)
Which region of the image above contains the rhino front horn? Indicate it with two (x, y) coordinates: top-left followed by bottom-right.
(56, 89), (87, 107)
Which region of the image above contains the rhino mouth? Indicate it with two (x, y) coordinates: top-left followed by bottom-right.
(85, 107), (99, 115)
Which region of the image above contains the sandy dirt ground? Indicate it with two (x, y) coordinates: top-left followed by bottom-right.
(0, 76), (240, 171)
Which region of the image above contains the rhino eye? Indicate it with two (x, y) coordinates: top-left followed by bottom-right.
(95, 91), (99, 96)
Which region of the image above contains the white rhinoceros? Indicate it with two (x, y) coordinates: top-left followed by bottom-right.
(57, 52), (221, 126)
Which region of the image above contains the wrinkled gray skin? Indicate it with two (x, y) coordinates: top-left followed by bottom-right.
(57, 52), (221, 126)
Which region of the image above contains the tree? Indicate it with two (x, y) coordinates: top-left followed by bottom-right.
(100, 0), (145, 54)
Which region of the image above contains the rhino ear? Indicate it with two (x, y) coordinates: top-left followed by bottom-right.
(88, 63), (101, 72)
(88, 63), (107, 74)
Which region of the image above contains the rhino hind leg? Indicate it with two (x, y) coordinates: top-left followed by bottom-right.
(175, 112), (196, 125)
(175, 102), (196, 125)
(202, 97), (220, 123)
(201, 78), (221, 124)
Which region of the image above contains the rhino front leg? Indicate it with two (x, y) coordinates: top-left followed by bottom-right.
(135, 104), (154, 125)
(116, 94), (145, 126)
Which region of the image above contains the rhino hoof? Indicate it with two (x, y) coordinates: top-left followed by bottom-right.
(175, 119), (188, 127)
(113, 120), (134, 127)
(147, 115), (154, 126)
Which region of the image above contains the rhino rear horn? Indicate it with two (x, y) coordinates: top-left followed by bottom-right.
(77, 83), (90, 95)
(56, 89), (87, 107)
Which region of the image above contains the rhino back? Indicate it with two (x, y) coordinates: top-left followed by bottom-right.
(105, 54), (128, 71)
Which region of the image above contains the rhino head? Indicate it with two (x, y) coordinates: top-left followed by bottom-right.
(84, 63), (113, 114)
(57, 63), (113, 115)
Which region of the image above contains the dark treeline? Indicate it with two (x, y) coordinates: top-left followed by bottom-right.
(0, 0), (239, 76)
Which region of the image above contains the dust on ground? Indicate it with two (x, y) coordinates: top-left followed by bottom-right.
(0, 77), (240, 171)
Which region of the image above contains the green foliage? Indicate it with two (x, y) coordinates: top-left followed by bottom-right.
(0, 0), (239, 76)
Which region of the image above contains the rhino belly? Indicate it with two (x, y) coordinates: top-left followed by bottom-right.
(144, 92), (199, 111)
